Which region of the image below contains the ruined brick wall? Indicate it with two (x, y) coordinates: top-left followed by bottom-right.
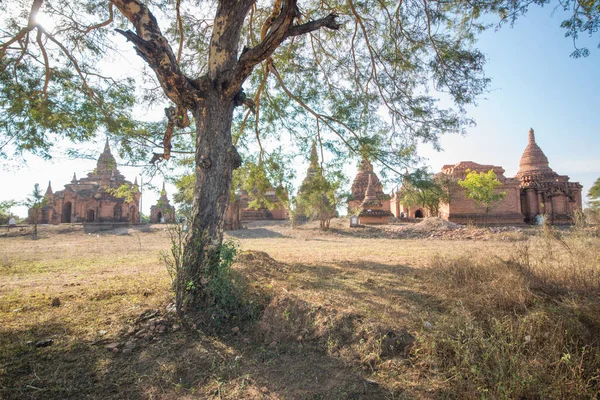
(439, 162), (525, 225)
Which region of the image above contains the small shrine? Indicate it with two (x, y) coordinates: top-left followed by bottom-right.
(150, 182), (176, 223)
(348, 157), (388, 213)
(358, 175), (393, 224)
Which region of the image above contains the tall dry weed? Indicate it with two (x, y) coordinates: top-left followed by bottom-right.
(415, 225), (600, 398)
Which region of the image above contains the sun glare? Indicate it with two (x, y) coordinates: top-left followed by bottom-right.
(35, 10), (56, 31)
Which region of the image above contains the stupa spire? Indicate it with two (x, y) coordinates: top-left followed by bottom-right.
(528, 128), (535, 144)
(309, 141), (319, 167)
(517, 127), (552, 177)
(45, 181), (53, 196)
(364, 174), (377, 201)
(71, 173), (77, 183)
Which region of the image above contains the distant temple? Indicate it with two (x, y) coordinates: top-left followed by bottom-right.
(348, 157), (389, 212)
(349, 128), (582, 225)
(438, 128), (582, 225)
(33, 140), (140, 224)
(516, 128), (582, 224)
(150, 183), (176, 223)
(223, 188), (288, 230)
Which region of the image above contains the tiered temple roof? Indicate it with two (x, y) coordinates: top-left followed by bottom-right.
(350, 157), (385, 203)
(516, 128), (555, 180)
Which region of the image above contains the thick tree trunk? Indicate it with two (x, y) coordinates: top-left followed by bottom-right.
(181, 90), (239, 308)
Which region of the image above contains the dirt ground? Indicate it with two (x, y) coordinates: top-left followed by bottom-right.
(1, 219), (598, 399)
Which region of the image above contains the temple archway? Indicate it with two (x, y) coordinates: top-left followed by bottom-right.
(41, 209), (50, 224)
(415, 209), (424, 218)
(129, 206), (137, 223)
(62, 202), (72, 223)
(157, 211), (163, 223)
(113, 204), (123, 221)
(87, 209), (95, 222)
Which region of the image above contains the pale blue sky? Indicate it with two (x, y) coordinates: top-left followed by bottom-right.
(419, 6), (599, 197)
(1, 6), (599, 217)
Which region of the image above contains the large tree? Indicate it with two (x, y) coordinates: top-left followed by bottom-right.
(1, 0), (599, 308)
(588, 177), (600, 213)
(398, 168), (451, 216)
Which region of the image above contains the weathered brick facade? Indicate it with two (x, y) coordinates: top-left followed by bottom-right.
(348, 158), (388, 213)
(358, 174), (393, 225)
(439, 128), (582, 225)
(223, 188), (288, 230)
(32, 141), (140, 224)
(437, 162), (524, 225)
(516, 129), (582, 224)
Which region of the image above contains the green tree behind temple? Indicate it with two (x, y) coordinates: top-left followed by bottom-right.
(21, 184), (47, 240)
(398, 170), (452, 217)
(0, 200), (17, 225)
(588, 177), (600, 213)
(458, 170), (506, 223)
(296, 170), (341, 230)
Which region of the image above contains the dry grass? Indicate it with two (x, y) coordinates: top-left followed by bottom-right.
(1, 220), (599, 399)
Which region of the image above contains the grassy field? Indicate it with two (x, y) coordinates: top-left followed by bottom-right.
(1, 220), (599, 399)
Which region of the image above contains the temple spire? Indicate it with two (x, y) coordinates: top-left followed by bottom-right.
(71, 173), (77, 183)
(359, 156), (373, 172)
(309, 141), (319, 167)
(104, 137), (111, 153)
(45, 181), (53, 196)
(364, 174), (377, 201)
(528, 128), (535, 144)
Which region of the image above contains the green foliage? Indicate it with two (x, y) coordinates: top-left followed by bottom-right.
(0, 58), (137, 160)
(296, 167), (341, 230)
(0, 200), (17, 225)
(587, 177), (600, 212)
(104, 183), (139, 203)
(21, 183), (48, 239)
(204, 240), (242, 318)
(173, 174), (194, 218)
(398, 169), (452, 216)
(458, 169), (506, 214)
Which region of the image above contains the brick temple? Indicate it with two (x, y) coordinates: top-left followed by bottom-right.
(33, 140), (140, 224)
(439, 128), (582, 225)
(150, 182), (176, 223)
(348, 128), (582, 225)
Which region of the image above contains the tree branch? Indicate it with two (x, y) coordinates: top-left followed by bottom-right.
(110, 0), (198, 110)
(228, 0), (340, 97)
(80, 3), (114, 36)
(268, 60), (403, 176)
(288, 14), (341, 37)
(0, 0), (44, 61)
(35, 28), (50, 98)
(175, 0), (184, 63)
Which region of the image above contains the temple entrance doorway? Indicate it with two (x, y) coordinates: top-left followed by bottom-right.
(415, 209), (424, 218)
(114, 205), (122, 221)
(129, 206), (137, 223)
(87, 210), (95, 222)
(157, 212), (162, 222)
(62, 202), (72, 223)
